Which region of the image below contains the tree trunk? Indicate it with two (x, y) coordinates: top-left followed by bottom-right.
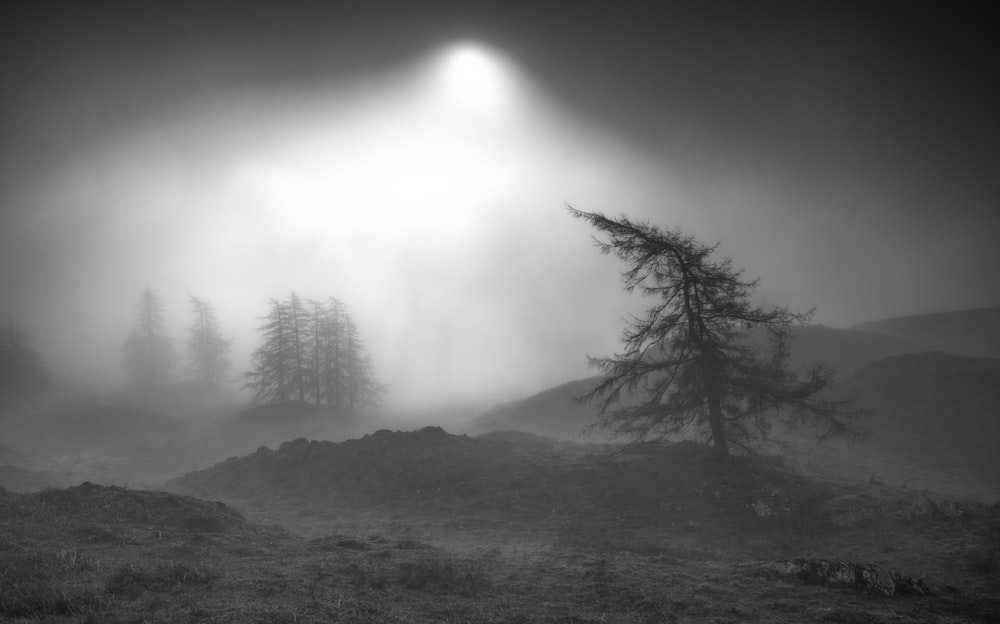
(706, 389), (729, 458)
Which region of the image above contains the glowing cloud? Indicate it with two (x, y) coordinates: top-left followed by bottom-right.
(3, 40), (686, 407)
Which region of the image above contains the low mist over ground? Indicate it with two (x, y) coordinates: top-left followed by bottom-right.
(2, 307), (997, 500)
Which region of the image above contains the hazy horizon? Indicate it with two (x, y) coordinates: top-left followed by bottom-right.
(3, 4), (998, 409)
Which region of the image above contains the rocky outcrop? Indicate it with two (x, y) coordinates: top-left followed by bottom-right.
(769, 558), (930, 596)
(823, 487), (971, 527)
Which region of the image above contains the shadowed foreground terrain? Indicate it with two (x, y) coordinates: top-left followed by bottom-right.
(2, 430), (998, 623)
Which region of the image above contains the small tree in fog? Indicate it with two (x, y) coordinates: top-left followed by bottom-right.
(569, 207), (863, 458)
(186, 296), (232, 385)
(307, 297), (345, 407)
(341, 310), (385, 409)
(286, 292), (310, 402)
(243, 292), (312, 404)
(122, 287), (176, 390)
(318, 297), (346, 407)
(0, 318), (50, 408)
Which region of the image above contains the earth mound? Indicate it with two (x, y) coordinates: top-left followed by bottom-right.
(473, 430), (564, 450)
(170, 427), (524, 507)
(0, 482), (248, 533)
(168, 427), (835, 529)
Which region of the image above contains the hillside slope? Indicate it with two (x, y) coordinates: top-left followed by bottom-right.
(781, 351), (1000, 499)
(854, 307), (1000, 359)
(781, 324), (933, 377)
(1, 406), (190, 452)
(468, 323), (937, 441)
(467, 377), (604, 440)
(468, 339), (1000, 500)
(845, 351), (1000, 456)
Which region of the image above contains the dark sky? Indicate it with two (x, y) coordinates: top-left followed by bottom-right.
(2, 2), (998, 405)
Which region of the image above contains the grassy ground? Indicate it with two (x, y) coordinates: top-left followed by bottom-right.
(2, 440), (999, 623)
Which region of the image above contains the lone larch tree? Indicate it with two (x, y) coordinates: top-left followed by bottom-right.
(569, 206), (863, 457)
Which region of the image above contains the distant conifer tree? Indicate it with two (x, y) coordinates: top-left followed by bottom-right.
(186, 296), (232, 386)
(341, 310), (385, 410)
(244, 293), (384, 409)
(285, 291), (311, 403)
(243, 297), (292, 404)
(121, 287), (176, 390)
(0, 318), (50, 409)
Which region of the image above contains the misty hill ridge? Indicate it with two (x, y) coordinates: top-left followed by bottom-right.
(1, 406), (189, 452)
(0, 444), (26, 466)
(782, 324), (934, 377)
(854, 307), (1000, 359)
(470, 377), (602, 441)
(479, 308), (999, 441)
(468, 321), (952, 441)
(842, 351), (1000, 460)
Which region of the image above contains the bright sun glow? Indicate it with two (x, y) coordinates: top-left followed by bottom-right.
(25, 41), (655, 406)
(435, 43), (511, 117)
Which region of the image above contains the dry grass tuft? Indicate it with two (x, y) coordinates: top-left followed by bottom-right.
(105, 561), (218, 597)
(396, 559), (490, 596)
(0, 548), (108, 619)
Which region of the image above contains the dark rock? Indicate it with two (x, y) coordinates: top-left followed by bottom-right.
(769, 558), (930, 596)
(824, 488), (974, 527)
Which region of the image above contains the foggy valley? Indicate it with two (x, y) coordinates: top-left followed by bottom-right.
(2, 3), (999, 623)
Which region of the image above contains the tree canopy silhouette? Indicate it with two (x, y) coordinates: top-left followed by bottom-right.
(569, 206), (863, 457)
(243, 293), (384, 410)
